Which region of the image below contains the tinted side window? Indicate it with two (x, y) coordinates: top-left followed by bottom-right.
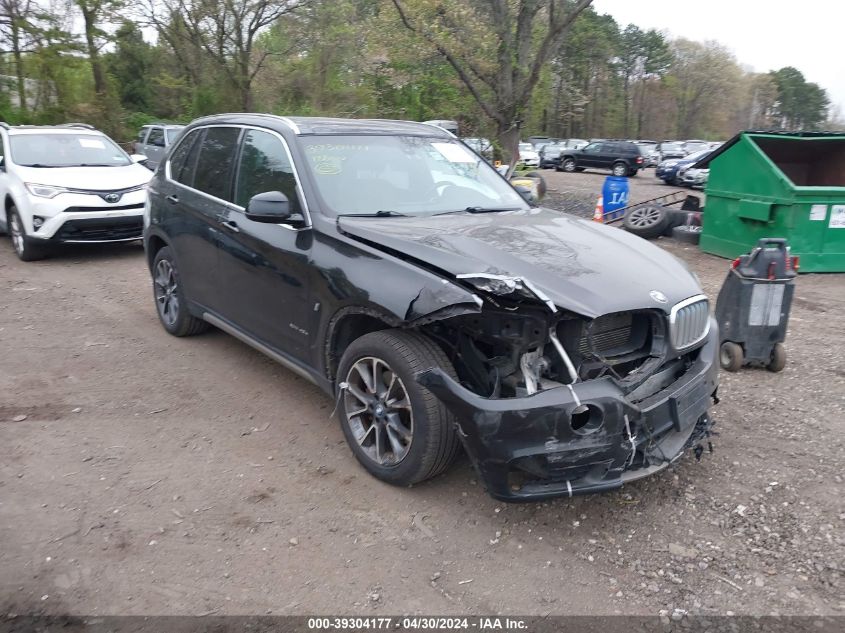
(234, 129), (302, 213)
(194, 127), (241, 202)
(147, 127), (165, 147)
(169, 129), (202, 186)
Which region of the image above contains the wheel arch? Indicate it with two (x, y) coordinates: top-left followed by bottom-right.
(324, 306), (402, 382)
(145, 229), (170, 271)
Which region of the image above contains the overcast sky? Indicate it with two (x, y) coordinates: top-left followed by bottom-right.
(592, 0), (845, 116)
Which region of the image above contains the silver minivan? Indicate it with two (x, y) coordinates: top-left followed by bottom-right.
(134, 124), (184, 170)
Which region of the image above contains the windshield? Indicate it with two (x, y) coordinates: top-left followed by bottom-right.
(684, 142), (709, 153)
(519, 143), (533, 152)
(10, 133), (130, 167)
(300, 135), (529, 216)
(661, 142), (684, 153)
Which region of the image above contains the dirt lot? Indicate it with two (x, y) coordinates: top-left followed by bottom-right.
(1, 169), (843, 617)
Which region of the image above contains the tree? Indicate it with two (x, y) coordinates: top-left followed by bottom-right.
(145, 0), (306, 111)
(669, 39), (740, 138)
(0, 0), (39, 112)
(770, 67), (830, 130)
(74, 0), (124, 97)
(105, 21), (154, 112)
(390, 0), (594, 170)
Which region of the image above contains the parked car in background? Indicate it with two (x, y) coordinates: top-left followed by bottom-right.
(655, 149), (711, 186)
(653, 141), (687, 164)
(635, 140), (658, 166)
(528, 135), (555, 148)
(558, 140), (644, 176)
(143, 114), (718, 502)
(517, 142), (540, 167)
(681, 167), (709, 189)
(0, 123), (152, 261)
(462, 137), (493, 161)
(539, 142), (566, 168)
(135, 124), (185, 170)
(682, 140), (710, 155)
(563, 138), (588, 150)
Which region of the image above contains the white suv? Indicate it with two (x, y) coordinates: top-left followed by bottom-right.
(0, 123), (153, 261)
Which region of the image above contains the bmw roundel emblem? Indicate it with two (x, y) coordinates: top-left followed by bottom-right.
(650, 290), (668, 304)
(105, 193), (121, 203)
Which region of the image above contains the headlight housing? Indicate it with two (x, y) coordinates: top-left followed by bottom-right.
(25, 183), (68, 198)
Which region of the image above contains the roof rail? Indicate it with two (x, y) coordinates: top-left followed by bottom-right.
(58, 122), (96, 130)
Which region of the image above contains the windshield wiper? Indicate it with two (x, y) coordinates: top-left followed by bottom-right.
(339, 210), (409, 218)
(70, 163), (124, 167)
(433, 206), (522, 216)
(19, 163), (60, 168)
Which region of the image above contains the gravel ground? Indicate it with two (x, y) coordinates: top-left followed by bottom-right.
(540, 166), (704, 219)
(0, 172), (843, 618)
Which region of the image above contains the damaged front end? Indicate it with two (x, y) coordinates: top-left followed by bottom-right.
(415, 273), (719, 502)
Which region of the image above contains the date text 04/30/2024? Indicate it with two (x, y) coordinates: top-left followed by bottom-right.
(307, 617), (528, 630)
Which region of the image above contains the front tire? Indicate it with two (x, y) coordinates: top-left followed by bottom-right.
(561, 158), (576, 172)
(151, 246), (209, 337)
(8, 207), (48, 262)
(337, 330), (460, 487)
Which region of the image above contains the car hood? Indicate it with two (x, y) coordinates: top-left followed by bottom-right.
(14, 164), (152, 191)
(338, 208), (703, 319)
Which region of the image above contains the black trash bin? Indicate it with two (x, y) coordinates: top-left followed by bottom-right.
(715, 238), (797, 372)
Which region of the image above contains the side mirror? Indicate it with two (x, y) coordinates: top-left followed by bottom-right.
(130, 154), (148, 164)
(246, 191), (296, 223)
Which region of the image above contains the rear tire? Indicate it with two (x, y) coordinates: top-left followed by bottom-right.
(623, 205), (671, 239)
(611, 162), (628, 177)
(151, 246), (209, 337)
(8, 206), (48, 262)
(336, 330), (461, 487)
(767, 342), (786, 373)
(720, 341), (744, 372)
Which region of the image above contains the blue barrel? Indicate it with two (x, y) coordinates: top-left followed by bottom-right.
(602, 176), (630, 222)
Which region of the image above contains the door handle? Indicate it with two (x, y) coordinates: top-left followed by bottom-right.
(165, 194), (179, 204)
(220, 220), (240, 233)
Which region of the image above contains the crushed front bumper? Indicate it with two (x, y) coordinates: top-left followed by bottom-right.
(418, 322), (719, 502)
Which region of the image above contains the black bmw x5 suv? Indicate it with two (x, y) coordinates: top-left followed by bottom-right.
(143, 114), (719, 502)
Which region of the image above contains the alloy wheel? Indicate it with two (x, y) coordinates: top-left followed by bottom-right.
(343, 356), (414, 466)
(154, 259), (180, 327)
(627, 206), (663, 228)
(612, 163), (627, 177)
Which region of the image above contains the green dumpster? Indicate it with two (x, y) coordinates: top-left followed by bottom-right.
(695, 131), (845, 272)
